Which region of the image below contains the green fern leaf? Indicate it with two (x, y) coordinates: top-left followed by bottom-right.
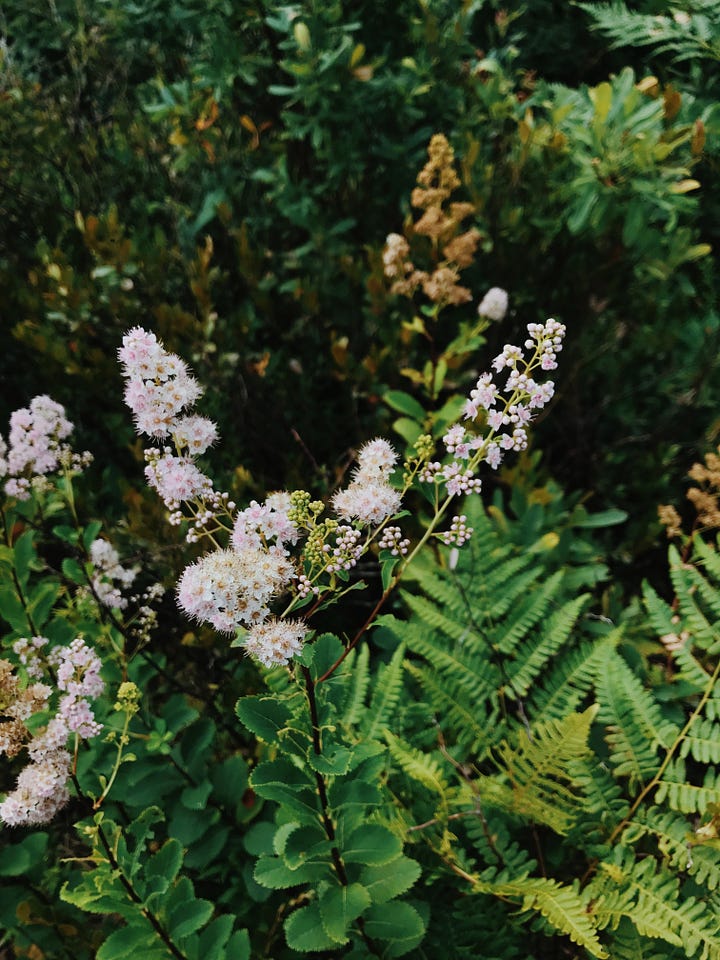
(483, 876), (608, 958)
(655, 759), (720, 815)
(361, 642), (406, 741)
(529, 631), (620, 720)
(504, 594), (589, 697)
(343, 644), (370, 727)
(596, 651), (677, 790)
(486, 707), (597, 833)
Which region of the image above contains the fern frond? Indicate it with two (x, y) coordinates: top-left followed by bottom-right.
(596, 651), (678, 790)
(580, 2), (720, 63)
(486, 707), (597, 833)
(679, 718), (720, 764)
(385, 730), (449, 797)
(361, 642), (405, 741)
(482, 876), (608, 958)
(643, 581), (679, 640)
(599, 855), (720, 959)
(605, 916), (681, 960)
(529, 630), (620, 720)
(624, 805), (720, 892)
(695, 536), (720, 583)
(402, 591), (484, 647)
(404, 661), (500, 757)
(504, 594), (589, 697)
(342, 644), (370, 727)
(392, 614), (502, 707)
(568, 757), (630, 831)
(491, 570), (566, 655)
(655, 759), (720, 814)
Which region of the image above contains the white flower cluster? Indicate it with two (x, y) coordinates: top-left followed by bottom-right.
(89, 538), (138, 610)
(0, 395), (91, 500)
(244, 618), (306, 668)
(177, 547), (294, 635)
(332, 439), (402, 527)
(477, 286), (509, 321)
(0, 637), (104, 827)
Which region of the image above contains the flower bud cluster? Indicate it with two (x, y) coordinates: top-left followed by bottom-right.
(0, 396), (91, 501)
(439, 515), (473, 547)
(89, 538), (138, 610)
(378, 526), (410, 557)
(0, 638), (104, 826)
(324, 525), (363, 573)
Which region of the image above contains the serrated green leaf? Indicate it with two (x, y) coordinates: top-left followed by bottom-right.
(360, 856), (421, 904)
(319, 882), (371, 943)
(95, 924), (157, 959)
(363, 901), (425, 944)
(285, 902), (343, 950)
(343, 825), (403, 865)
(169, 897), (214, 938)
(282, 823), (333, 868)
(254, 855), (329, 889)
(235, 696), (293, 744)
(144, 839), (183, 889)
(307, 745), (352, 775)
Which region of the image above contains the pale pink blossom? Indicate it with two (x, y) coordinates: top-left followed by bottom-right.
(144, 452), (213, 507)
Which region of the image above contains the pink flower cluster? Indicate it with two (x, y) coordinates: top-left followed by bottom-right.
(0, 637), (104, 826)
(118, 327), (223, 519)
(118, 328), (204, 438)
(232, 493), (299, 552)
(454, 317), (565, 473)
(0, 396), (91, 500)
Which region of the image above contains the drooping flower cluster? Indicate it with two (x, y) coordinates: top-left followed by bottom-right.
(0, 396), (92, 500)
(382, 134), (480, 307)
(0, 637), (104, 826)
(332, 439), (402, 527)
(89, 538), (138, 610)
